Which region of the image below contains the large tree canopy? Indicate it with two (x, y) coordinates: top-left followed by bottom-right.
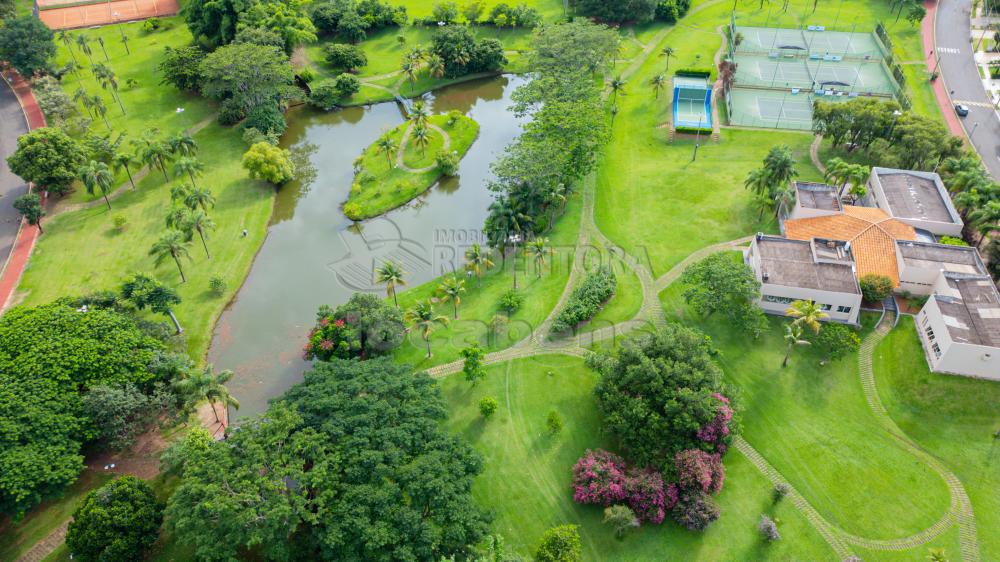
(166, 358), (489, 561)
(590, 323), (737, 471)
(199, 42), (295, 114)
(6, 127), (86, 195)
(304, 293), (405, 360)
(0, 16), (55, 77)
(181, 0), (254, 47)
(573, 0), (657, 22)
(66, 476), (164, 562)
(680, 252), (768, 338)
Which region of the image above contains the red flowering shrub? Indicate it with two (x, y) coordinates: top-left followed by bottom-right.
(696, 393), (734, 452)
(572, 449), (628, 505)
(303, 317), (360, 360)
(674, 449), (724, 495)
(302, 295), (405, 361)
(622, 468), (668, 524)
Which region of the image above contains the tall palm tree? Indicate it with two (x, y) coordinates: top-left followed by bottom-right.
(75, 34), (94, 65)
(968, 200), (1000, 245)
(377, 135), (398, 168)
(782, 323), (811, 368)
(74, 87), (93, 117)
(59, 31), (77, 65)
(140, 138), (172, 182)
(79, 160), (114, 209)
(744, 167), (772, 219)
(438, 275), (466, 318)
(524, 237), (554, 277)
(651, 74), (666, 99)
(112, 151), (138, 189)
(660, 46), (675, 71)
(174, 156), (204, 188)
(184, 187), (216, 212)
(150, 230), (193, 282)
(409, 100), (430, 128)
(376, 261), (406, 307)
(402, 60), (417, 94)
(405, 300), (449, 358)
(170, 183), (192, 204)
(183, 209), (216, 259)
(91, 95), (110, 129)
(772, 184), (795, 218)
(96, 36), (109, 61)
(412, 125), (431, 159)
(762, 145), (798, 189)
(786, 299), (829, 334)
(545, 183), (567, 229)
(169, 133), (198, 157)
(175, 365), (239, 424)
(427, 54), (446, 79)
(847, 164), (870, 202)
(609, 75), (626, 103)
(464, 243), (494, 287)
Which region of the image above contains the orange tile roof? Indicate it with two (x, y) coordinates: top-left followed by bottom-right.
(783, 206), (917, 286)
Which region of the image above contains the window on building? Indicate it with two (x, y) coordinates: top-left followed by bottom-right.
(921, 315), (929, 327)
(836, 305), (852, 314)
(931, 343), (942, 359)
(820, 303), (833, 311)
(763, 295), (794, 305)
(925, 327), (935, 341)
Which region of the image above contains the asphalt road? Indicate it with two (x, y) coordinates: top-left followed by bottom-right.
(0, 77), (29, 271)
(934, 0), (1000, 179)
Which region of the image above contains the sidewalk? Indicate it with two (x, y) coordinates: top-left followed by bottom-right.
(922, 0), (967, 137)
(0, 70), (46, 312)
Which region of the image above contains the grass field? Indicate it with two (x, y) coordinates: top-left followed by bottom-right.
(16, 18), (275, 357)
(440, 354), (838, 560)
(577, 253), (644, 334)
(660, 278), (952, 541)
(347, 113), (479, 219)
(874, 316), (1000, 558)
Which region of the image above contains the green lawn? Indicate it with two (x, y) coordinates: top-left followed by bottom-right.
(17, 18), (275, 357)
(392, 194), (582, 370)
(874, 316), (1000, 558)
(347, 113), (479, 219)
(660, 279), (952, 542)
(440, 354), (838, 560)
(575, 252), (644, 334)
(385, 0), (565, 22)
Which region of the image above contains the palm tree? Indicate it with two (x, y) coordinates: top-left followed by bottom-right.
(651, 74), (666, 99)
(847, 164), (870, 202)
(782, 323), (811, 368)
(609, 75), (626, 103)
(762, 145), (798, 189)
(79, 160), (114, 209)
(412, 125), (431, 158)
(744, 167), (772, 219)
(772, 184), (795, 218)
(150, 230), (192, 282)
(464, 243), (494, 287)
(91, 95), (110, 129)
(74, 87), (92, 117)
(96, 36), (109, 61)
(174, 156), (204, 188)
(75, 34), (94, 65)
(175, 365), (239, 424)
(169, 133), (198, 157)
(112, 151), (138, 189)
(402, 60), (417, 94)
(120, 31), (130, 55)
(376, 261), (406, 307)
(786, 299), (829, 334)
(165, 205), (188, 230)
(438, 275), (466, 318)
(377, 135), (397, 168)
(405, 300), (449, 358)
(409, 100), (430, 128)
(184, 187), (216, 212)
(59, 31), (77, 64)
(660, 46), (675, 71)
(182, 209), (216, 259)
(170, 183), (192, 204)
(427, 54), (446, 79)
(544, 183), (567, 230)
(524, 237), (554, 277)
(968, 200), (1000, 246)
(140, 138), (172, 182)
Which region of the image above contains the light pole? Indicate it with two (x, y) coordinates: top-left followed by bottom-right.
(508, 233), (521, 289)
(971, 121), (981, 140)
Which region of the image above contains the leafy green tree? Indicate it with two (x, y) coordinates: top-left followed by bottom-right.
(603, 504), (640, 538)
(464, 242), (494, 286)
(83, 383), (173, 449)
(233, 24), (286, 50)
(120, 273), (184, 333)
(181, 0), (247, 47)
(158, 46), (206, 91)
(534, 525), (582, 562)
(479, 396), (498, 418)
(324, 42), (367, 70)
(149, 230), (193, 283)
(0, 16), (55, 77)
(376, 260), (406, 307)
(782, 322), (811, 368)
(431, 24), (506, 77)
(591, 323), (735, 470)
(497, 288), (524, 317)
(241, 0), (317, 52)
(810, 322), (861, 362)
(198, 43), (294, 114)
(859, 273), (894, 303)
(680, 252), (768, 338)
(6, 128), (86, 195)
(432, 0), (459, 22)
(461, 344), (486, 385)
(12, 193), (45, 234)
(79, 160), (115, 210)
(174, 365), (239, 423)
(405, 300), (449, 358)
(66, 476), (163, 562)
(242, 142), (296, 184)
(305, 293), (405, 359)
(439, 275), (466, 318)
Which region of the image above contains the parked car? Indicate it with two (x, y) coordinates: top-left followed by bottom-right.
(955, 104), (970, 117)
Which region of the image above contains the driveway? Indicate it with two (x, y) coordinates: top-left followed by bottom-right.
(0, 77), (29, 271)
(934, 0), (1000, 179)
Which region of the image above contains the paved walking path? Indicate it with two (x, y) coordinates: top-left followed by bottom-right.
(0, 70), (45, 313)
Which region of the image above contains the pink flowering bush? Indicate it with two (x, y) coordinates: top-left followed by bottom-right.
(303, 316), (360, 361)
(695, 393), (734, 453)
(572, 449), (628, 505)
(674, 449), (725, 495)
(622, 468), (669, 524)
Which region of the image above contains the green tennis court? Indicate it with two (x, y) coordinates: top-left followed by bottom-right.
(726, 88), (822, 130)
(734, 25), (886, 60)
(732, 55), (895, 95)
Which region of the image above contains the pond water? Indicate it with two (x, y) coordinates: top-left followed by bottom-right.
(208, 75), (528, 418)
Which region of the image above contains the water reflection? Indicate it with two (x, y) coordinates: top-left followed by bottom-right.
(209, 75), (528, 417)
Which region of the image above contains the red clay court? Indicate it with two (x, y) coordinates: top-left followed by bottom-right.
(37, 0), (178, 30)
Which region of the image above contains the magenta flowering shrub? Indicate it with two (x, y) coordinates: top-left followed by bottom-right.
(622, 468), (668, 524)
(572, 449), (628, 505)
(302, 317), (361, 361)
(695, 393), (734, 452)
(674, 449), (725, 495)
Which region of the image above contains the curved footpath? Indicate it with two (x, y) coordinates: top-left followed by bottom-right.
(0, 70), (45, 313)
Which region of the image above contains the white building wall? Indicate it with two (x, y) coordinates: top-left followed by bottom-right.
(916, 300), (1000, 379)
(789, 202), (841, 220)
(915, 298), (951, 372)
(758, 283), (862, 324)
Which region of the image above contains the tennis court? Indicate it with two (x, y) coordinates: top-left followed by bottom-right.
(734, 25), (887, 60)
(672, 75), (712, 130)
(37, 0), (177, 28)
(732, 54), (895, 95)
(727, 88), (816, 130)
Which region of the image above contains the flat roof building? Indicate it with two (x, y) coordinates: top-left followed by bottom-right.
(917, 273), (1000, 379)
(788, 181), (843, 220)
(867, 167), (964, 237)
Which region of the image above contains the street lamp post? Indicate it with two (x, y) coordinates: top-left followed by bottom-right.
(508, 233), (521, 289)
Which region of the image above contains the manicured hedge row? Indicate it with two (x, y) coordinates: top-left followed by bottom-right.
(674, 68), (713, 78)
(550, 266), (617, 334)
(675, 126), (712, 134)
